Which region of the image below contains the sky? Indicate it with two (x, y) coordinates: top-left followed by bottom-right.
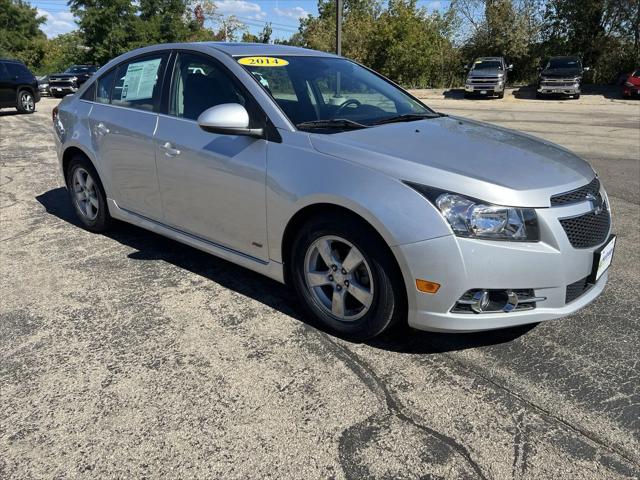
(31, 0), (448, 40)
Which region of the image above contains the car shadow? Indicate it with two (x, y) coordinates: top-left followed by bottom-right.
(0, 109), (24, 117)
(36, 187), (537, 353)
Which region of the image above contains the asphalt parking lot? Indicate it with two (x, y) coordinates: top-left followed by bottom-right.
(1, 92), (639, 478)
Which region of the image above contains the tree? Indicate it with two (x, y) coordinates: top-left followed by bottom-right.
(543, 0), (639, 82)
(0, 0), (46, 68)
(68, 0), (140, 65)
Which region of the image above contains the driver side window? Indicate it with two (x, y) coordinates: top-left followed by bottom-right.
(169, 53), (247, 121)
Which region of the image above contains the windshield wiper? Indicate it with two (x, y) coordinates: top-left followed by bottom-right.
(296, 118), (369, 131)
(371, 112), (444, 125)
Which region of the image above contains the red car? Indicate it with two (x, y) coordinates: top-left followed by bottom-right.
(622, 69), (640, 98)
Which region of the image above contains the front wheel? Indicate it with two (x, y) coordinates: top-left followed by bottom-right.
(290, 216), (405, 340)
(16, 90), (35, 113)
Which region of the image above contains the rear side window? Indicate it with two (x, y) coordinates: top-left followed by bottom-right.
(0, 63), (8, 81)
(5, 62), (31, 78)
(111, 54), (167, 112)
(96, 69), (116, 104)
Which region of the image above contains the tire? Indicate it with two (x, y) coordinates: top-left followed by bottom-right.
(497, 91), (505, 99)
(463, 92), (471, 99)
(290, 215), (405, 340)
(66, 155), (111, 232)
(573, 94), (581, 99)
(16, 90), (35, 113)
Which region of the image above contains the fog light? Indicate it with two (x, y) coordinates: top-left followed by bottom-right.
(452, 289), (545, 314)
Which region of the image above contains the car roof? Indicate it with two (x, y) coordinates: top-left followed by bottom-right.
(475, 57), (503, 61)
(0, 58), (25, 64)
(194, 42), (338, 58)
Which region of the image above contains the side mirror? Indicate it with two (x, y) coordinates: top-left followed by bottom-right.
(583, 66), (590, 72)
(507, 64), (513, 71)
(197, 103), (264, 138)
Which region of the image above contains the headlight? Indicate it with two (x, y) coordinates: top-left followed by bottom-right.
(70, 76), (78, 82)
(406, 183), (539, 241)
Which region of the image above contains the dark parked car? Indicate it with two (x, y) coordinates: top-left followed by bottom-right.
(537, 56), (588, 99)
(37, 75), (50, 96)
(622, 69), (640, 98)
(48, 65), (98, 98)
(0, 58), (40, 113)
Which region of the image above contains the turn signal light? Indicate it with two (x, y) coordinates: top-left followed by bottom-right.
(416, 279), (440, 294)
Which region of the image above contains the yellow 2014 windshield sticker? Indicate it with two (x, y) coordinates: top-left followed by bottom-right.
(238, 56), (289, 67)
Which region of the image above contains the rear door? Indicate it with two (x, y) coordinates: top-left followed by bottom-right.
(0, 62), (13, 105)
(88, 52), (169, 221)
(154, 51), (269, 260)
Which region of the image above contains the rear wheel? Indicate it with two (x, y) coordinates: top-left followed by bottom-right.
(66, 155), (111, 232)
(16, 90), (35, 113)
(573, 94), (581, 99)
(290, 215), (405, 340)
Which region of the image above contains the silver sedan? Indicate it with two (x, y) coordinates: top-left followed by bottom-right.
(53, 43), (615, 339)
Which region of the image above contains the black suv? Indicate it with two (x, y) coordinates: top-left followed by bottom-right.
(48, 65), (98, 98)
(0, 59), (40, 113)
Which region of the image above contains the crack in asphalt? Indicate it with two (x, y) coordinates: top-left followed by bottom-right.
(429, 350), (640, 472)
(313, 331), (488, 480)
(510, 410), (530, 480)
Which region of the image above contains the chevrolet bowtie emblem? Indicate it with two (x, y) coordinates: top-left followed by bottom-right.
(586, 193), (604, 215)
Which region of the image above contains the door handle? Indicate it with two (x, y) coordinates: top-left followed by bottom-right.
(160, 142), (181, 157)
(95, 122), (109, 136)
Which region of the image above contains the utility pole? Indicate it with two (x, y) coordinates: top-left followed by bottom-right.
(334, 0), (343, 101)
(336, 0), (342, 56)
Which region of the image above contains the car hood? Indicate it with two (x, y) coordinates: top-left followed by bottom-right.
(308, 116), (595, 208)
(626, 75), (640, 86)
(49, 72), (91, 79)
(541, 67), (582, 78)
(468, 69), (503, 77)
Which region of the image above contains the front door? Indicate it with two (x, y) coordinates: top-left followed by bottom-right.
(88, 52), (168, 221)
(154, 51), (269, 261)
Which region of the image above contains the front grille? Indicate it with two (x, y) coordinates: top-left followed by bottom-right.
(559, 208), (610, 248)
(566, 276), (592, 303)
(469, 77), (500, 84)
(551, 178), (600, 206)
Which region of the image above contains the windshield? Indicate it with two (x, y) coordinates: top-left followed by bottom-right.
(237, 56), (432, 128)
(472, 60), (503, 71)
(546, 58), (581, 69)
(65, 65), (96, 74)
(632, 70), (640, 78)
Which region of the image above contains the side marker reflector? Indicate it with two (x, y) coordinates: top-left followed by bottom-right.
(416, 279), (440, 294)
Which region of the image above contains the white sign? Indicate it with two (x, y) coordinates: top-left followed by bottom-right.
(595, 236), (615, 281)
(121, 58), (161, 101)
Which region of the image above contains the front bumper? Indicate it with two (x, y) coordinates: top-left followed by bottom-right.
(49, 85), (78, 95)
(537, 84), (580, 95)
(393, 197), (612, 332)
(622, 86), (640, 97)
(465, 82), (504, 94)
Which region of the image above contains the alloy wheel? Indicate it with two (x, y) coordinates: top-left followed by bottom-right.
(303, 235), (374, 321)
(72, 167), (99, 221)
(21, 92), (35, 112)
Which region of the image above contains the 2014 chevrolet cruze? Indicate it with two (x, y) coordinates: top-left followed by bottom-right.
(53, 43), (615, 339)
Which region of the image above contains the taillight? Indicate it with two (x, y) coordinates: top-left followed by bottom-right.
(52, 105), (59, 123)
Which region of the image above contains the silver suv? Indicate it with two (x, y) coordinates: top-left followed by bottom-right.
(53, 43), (614, 339)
